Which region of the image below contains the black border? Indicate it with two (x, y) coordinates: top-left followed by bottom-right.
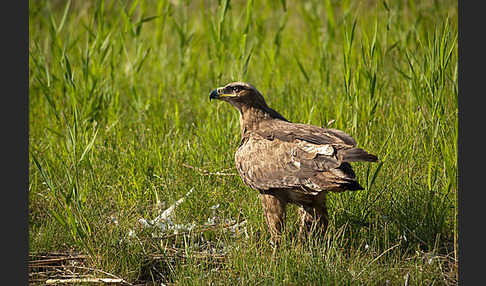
(458, 1), (482, 285)
(3, 0), (29, 284)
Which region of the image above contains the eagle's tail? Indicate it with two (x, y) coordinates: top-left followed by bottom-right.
(310, 162), (365, 192)
(343, 180), (364, 191)
(333, 162), (364, 191)
(340, 148), (378, 163)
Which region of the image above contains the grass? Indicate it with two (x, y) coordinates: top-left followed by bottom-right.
(29, 0), (457, 284)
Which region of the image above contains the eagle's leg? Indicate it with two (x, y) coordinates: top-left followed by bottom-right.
(298, 193), (328, 237)
(260, 193), (287, 243)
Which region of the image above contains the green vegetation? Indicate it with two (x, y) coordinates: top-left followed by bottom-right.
(29, 0), (457, 284)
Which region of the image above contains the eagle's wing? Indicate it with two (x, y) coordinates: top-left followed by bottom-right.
(235, 120), (377, 193)
(256, 120), (357, 147)
(256, 120), (378, 163)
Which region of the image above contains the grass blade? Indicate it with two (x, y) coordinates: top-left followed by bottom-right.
(57, 0), (72, 34)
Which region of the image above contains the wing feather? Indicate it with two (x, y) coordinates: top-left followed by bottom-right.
(234, 120), (376, 193)
(255, 120), (357, 147)
(235, 134), (357, 192)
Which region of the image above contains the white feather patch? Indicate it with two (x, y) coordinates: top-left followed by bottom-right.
(297, 141), (334, 156)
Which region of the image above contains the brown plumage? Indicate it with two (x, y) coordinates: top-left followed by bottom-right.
(209, 82), (378, 242)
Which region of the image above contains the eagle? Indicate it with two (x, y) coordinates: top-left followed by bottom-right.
(209, 82), (378, 242)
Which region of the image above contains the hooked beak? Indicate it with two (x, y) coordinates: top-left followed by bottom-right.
(210, 86), (238, 101)
(209, 89), (219, 101)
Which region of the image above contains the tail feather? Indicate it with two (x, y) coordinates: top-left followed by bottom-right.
(344, 180), (364, 191)
(341, 148), (378, 163)
(311, 163), (365, 192)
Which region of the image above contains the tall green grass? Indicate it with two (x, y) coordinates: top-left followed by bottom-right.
(29, 0), (457, 284)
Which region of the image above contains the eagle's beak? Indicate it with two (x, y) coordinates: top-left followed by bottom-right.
(210, 87), (237, 101)
(209, 89), (219, 101)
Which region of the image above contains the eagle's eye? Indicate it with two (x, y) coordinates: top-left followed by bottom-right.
(231, 86), (243, 93)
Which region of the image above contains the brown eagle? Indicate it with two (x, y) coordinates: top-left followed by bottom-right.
(209, 82), (378, 242)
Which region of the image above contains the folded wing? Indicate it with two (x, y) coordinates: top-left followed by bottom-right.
(235, 120), (378, 193)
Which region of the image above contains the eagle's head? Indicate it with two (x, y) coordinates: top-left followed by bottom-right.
(209, 82), (267, 109)
(209, 81), (288, 123)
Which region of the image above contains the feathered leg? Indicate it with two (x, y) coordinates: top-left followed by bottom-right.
(260, 193), (287, 244)
(299, 192), (328, 237)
